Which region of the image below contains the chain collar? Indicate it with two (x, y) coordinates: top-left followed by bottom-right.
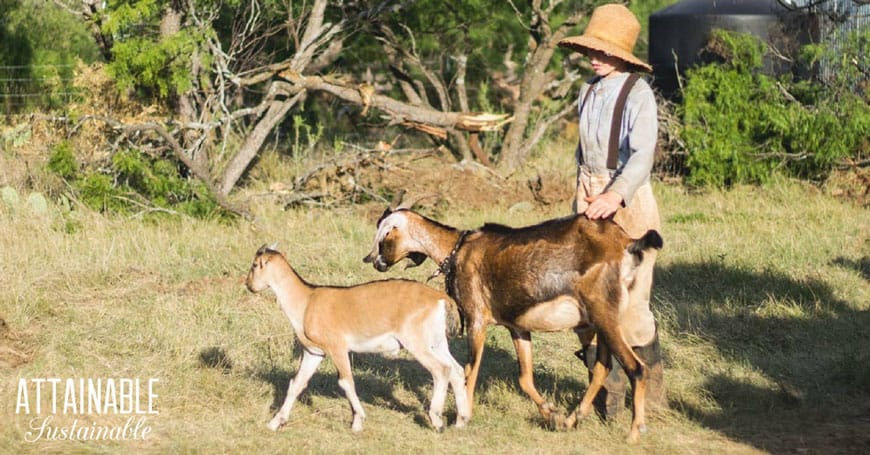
(427, 230), (471, 282)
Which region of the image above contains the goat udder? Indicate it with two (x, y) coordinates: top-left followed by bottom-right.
(513, 296), (584, 332)
(348, 333), (402, 355)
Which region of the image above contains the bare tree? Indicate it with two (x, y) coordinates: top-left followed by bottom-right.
(217, 0), (340, 194)
(209, 0), (499, 195)
(498, 0), (585, 172)
(60, 0), (589, 207)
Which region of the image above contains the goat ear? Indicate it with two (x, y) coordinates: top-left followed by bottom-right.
(377, 207), (392, 226)
(257, 242), (279, 255)
(389, 189), (407, 210)
(395, 192), (436, 211)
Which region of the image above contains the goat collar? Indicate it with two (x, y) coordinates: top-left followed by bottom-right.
(427, 229), (471, 282)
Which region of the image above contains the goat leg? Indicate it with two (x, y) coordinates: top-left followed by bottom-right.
(463, 320), (488, 416)
(606, 332), (649, 443)
(333, 351), (367, 432)
(427, 371), (449, 432)
(617, 350), (648, 443)
(435, 344), (472, 428)
(566, 339), (613, 429)
(509, 328), (564, 428)
(405, 338), (451, 431)
(268, 351), (324, 431)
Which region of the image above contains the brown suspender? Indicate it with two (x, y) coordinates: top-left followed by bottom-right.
(577, 73), (641, 170)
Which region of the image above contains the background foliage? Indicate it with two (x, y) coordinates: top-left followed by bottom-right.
(47, 140), (222, 217)
(0, 0), (100, 113)
(1, 0), (866, 217)
(680, 29), (869, 187)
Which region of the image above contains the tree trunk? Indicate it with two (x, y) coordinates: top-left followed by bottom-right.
(497, 3), (584, 173)
(160, 1), (203, 165)
(499, 46), (557, 172)
(79, 0), (113, 60)
(219, 92), (303, 195)
(215, 0), (335, 195)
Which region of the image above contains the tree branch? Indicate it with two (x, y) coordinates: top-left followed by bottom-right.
(278, 71), (510, 133)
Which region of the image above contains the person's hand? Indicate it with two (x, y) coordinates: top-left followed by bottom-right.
(583, 191), (623, 220)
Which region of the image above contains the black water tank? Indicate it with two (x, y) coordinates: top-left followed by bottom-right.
(649, 0), (817, 97)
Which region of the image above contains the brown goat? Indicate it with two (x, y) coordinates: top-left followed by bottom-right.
(246, 244), (470, 433)
(363, 209), (662, 442)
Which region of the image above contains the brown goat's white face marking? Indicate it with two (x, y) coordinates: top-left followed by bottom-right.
(365, 211), (411, 271)
(374, 211), (409, 246)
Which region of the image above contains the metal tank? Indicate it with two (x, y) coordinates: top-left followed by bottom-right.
(648, 0), (818, 97)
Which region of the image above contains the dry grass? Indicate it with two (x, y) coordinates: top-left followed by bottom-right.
(1, 156), (868, 453)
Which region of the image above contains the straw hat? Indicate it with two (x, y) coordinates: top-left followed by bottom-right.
(558, 4), (652, 73)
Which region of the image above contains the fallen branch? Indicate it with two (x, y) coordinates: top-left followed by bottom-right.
(251, 144), (443, 208)
(278, 71), (512, 135)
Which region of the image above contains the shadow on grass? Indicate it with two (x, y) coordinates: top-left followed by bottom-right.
(657, 260), (870, 454)
(445, 333), (589, 429)
(832, 255), (869, 281)
(232, 340), (514, 430)
(221, 334), (588, 431)
(199, 346), (233, 372)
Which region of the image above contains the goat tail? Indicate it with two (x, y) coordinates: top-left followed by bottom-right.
(442, 297), (464, 339)
(626, 230), (663, 265)
(628, 230), (663, 255)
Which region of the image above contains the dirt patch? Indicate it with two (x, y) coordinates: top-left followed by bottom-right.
(276, 147), (575, 215)
(375, 155), (574, 211)
(170, 275), (243, 297)
(0, 317), (32, 369)
(826, 166), (870, 207)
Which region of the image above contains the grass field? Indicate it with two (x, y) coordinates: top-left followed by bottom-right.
(1, 164), (868, 454)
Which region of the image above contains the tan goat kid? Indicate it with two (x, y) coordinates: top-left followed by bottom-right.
(246, 244), (470, 433)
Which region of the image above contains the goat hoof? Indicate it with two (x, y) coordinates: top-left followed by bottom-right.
(267, 418), (284, 431)
(564, 411), (579, 429)
(539, 402), (557, 419)
(626, 426), (647, 443)
(547, 410), (568, 431)
(351, 417), (365, 433)
(429, 412), (445, 432)
(454, 416), (469, 429)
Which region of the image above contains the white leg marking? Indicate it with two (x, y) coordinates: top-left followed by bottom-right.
(269, 351), (324, 431)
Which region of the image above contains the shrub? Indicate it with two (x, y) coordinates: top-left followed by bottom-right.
(47, 145), (223, 219)
(679, 29), (869, 187)
(47, 141), (78, 180)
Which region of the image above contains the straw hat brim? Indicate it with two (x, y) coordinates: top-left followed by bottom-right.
(559, 36), (652, 73)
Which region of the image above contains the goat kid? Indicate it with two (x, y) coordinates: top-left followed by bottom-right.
(246, 244), (470, 433)
(363, 209), (662, 442)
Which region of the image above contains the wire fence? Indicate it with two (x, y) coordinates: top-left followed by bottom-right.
(777, 0), (870, 82)
(0, 64), (82, 117)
